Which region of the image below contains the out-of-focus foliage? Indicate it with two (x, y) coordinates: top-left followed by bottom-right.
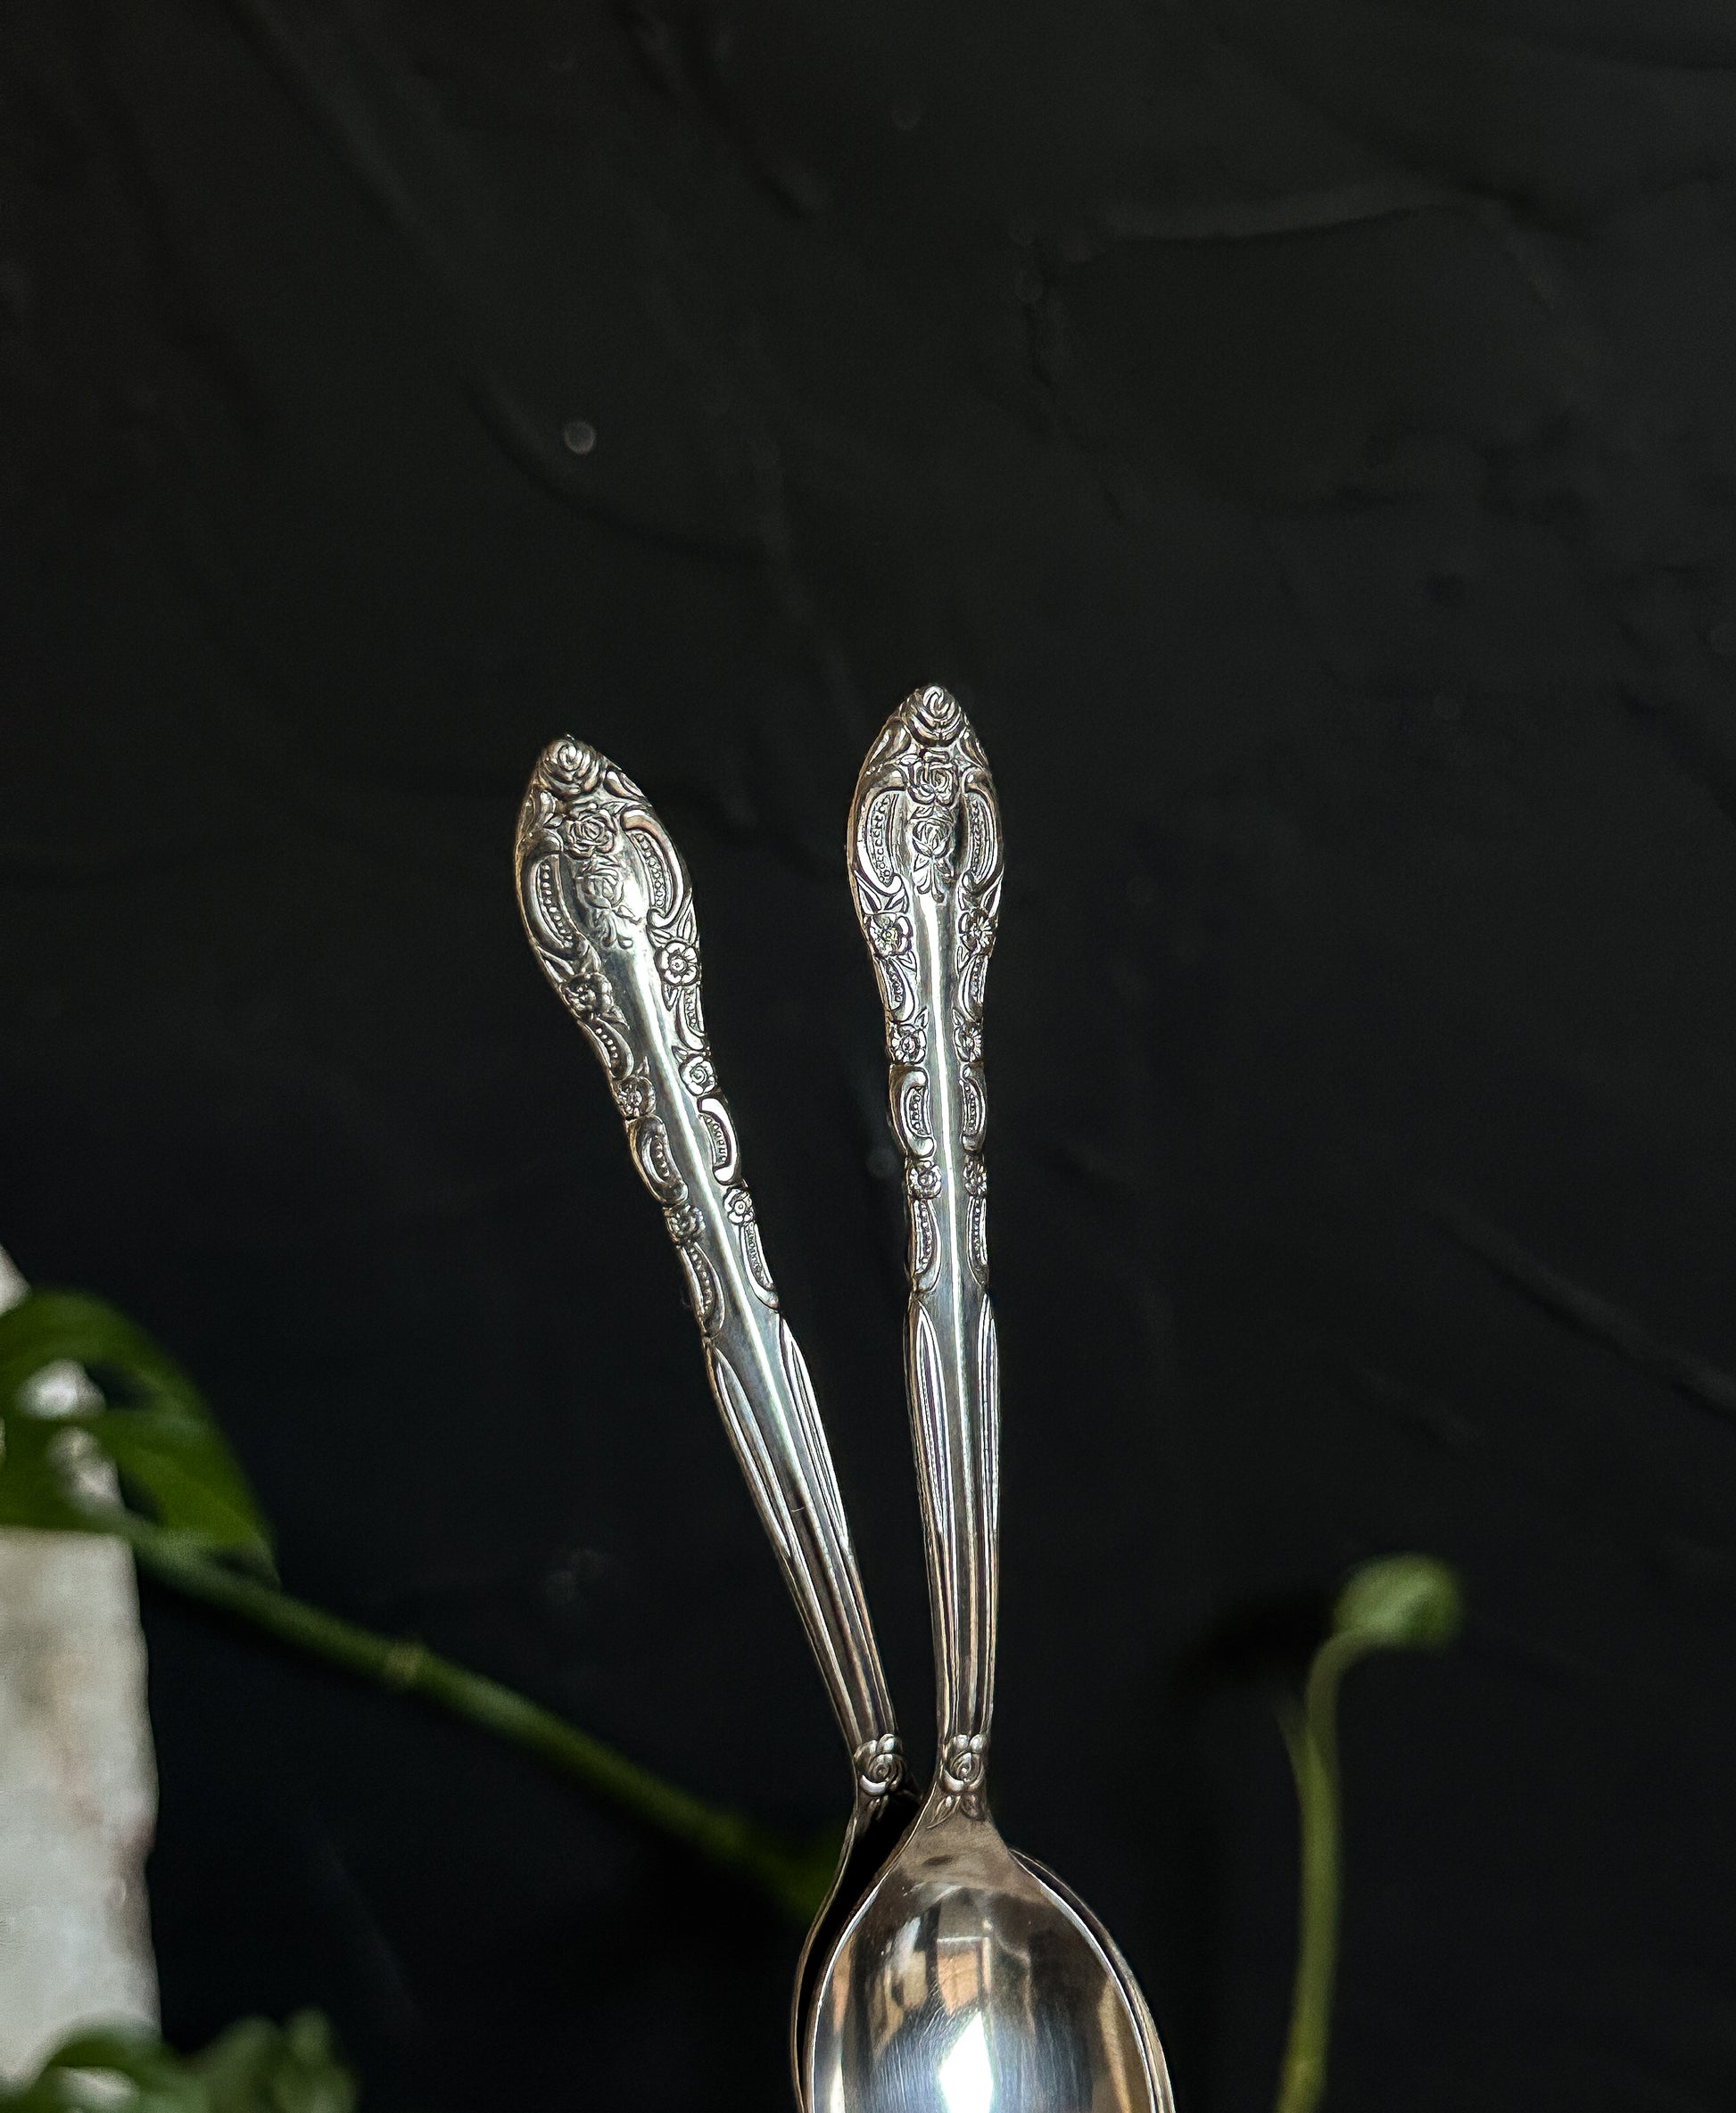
(0, 1292), (271, 1567)
(0, 2013), (355, 2113)
(1330, 1553), (1462, 1656)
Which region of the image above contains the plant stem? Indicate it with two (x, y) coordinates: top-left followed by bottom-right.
(120, 1518), (834, 1924)
(1274, 1636), (1361, 2113)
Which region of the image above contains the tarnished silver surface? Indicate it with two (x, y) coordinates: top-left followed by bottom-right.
(512, 739), (915, 2102)
(807, 686), (1174, 2113)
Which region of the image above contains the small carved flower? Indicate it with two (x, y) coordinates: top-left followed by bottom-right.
(869, 912), (912, 960)
(906, 1161), (942, 1201)
(911, 685), (963, 744)
(855, 1732), (905, 1795)
(564, 964), (613, 1019)
(723, 1183), (756, 1226)
(664, 1201), (700, 1244)
(562, 805), (614, 858)
(941, 1731), (987, 1787)
(953, 1019), (983, 1062)
(908, 755), (959, 811)
(545, 739), (604, 793)
(963, 1154), (988, 1197)
(682, 1053), (716, 1095)
(887, 1020), (926, 1067)
(657, 938), (700, 987)
(908, 809), (957, 863)
(582, 865), (624, 912)
(612, 1073), (655, 1121)
(957, 906), (997, 959)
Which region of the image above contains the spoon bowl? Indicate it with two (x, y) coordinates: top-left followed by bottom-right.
(810, 1803), (1160, 2113)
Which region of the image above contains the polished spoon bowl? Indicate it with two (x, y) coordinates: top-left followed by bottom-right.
(809, 687), (1173, 2113)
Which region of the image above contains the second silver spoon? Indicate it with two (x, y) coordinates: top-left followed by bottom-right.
(809, 685), (1174, 2113)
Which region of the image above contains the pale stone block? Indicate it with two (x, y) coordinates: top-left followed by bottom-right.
(0, 1248), (159, 2079)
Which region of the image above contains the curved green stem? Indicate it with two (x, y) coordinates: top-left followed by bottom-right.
(119, 1517), (834, 1924)
(1274, 1636), (1364, 2113)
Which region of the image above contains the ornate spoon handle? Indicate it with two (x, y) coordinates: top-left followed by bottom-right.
(515, 738), (903, 1803)
(848, 686), (1004, 1820)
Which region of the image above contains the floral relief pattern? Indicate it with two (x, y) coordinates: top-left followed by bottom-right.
(514, 738), (772, 1331)
(849, 686), (1004, 1819)
(847, 687), (1002, 1296)
(517, 735), (902, 1801)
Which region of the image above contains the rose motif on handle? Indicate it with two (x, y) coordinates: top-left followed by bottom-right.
(932, 1730), (988, 1819)
(543, 739), (605, 794)
(906, 1161), (943, 1201)
(911, 685), (963, 744)
(563, 962), (615, 1019)
(907, 755), (960, 811)
(562, 806), (615, 861)
(855, 1731), (905, 1798)
(868, 912), (913, 961)
(908, 809), (958, 865)
(888, 1019), (926, 1067)
(723, 1183), (757, 1226)
(611, 1072), (655, 1120)
(957, 905), (996, 960)
(657, 938), (700, 988)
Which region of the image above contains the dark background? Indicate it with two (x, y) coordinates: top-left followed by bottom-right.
(6, 1), (1736, 2107)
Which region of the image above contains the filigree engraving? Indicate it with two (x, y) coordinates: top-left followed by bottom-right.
(850, 687), (1004, 1815)
(848, 685), (1003, 1292)
(517, 733), (905, 1803)
(515, 738), (776, 1330)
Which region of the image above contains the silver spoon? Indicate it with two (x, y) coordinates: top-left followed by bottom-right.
(811, 686), (1175, 2113)
(513, 738), (918, 2103)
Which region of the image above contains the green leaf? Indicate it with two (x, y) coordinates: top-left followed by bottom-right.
(0, 2022), (209, 2110)
(0, 1414), (98, 1535)
(0, 1292), (273, 1568)
(94, 1406), (271, 1564)
(0, 2017), (356, 2113)
(1330, 1553), (1463, 1652)
(194, 2011), (356, 2113)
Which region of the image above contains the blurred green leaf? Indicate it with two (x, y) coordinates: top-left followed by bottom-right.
(0, 2023), (205, 2110)
(194, 2011), (356, 2113)
(1331, 1553), (1463, 1654)
(0, 1291), (272, 1568)
(0, 1412), (95, 1535)
(0, 2015), (356, 2113)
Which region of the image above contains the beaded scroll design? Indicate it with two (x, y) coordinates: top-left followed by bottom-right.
(517, 737), (902, 1804)
(850, 687), (1004, 1821)
(850, 687), (1002, 1294)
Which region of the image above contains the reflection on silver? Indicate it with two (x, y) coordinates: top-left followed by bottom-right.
(806, 688), (1174, 2113)
(812, 1810), (1156, 2113)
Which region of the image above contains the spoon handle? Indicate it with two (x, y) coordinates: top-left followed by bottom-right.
(849, 686), (1004, 1819)
(515, 738), (904, 1803)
